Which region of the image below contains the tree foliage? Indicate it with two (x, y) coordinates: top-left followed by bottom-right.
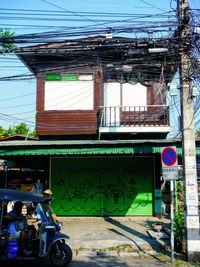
(0, 126), (6, 138)
(0, 28), (16, 54)
(0, 123), (37, 138)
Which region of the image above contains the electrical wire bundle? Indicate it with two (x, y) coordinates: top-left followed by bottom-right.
(0, 1), (199, 137)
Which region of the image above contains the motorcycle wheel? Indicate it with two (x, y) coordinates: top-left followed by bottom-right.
(49, 242), (72, 267)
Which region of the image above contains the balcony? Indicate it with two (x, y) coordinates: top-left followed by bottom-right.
(98, 105), (170, 133)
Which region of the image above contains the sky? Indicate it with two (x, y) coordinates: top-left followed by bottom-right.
(0, 0), (200, 134)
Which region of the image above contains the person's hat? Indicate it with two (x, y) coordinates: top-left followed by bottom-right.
(43, 189), (53, 195)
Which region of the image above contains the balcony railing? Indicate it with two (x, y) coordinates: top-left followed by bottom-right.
(99, 105), (169, 128)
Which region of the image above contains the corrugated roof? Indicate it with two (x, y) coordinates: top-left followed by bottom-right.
(0, 134), (38, 141)
(0, 139), (199, 157)
(0, 147), (161, 156)
(0, 139), (175, 147)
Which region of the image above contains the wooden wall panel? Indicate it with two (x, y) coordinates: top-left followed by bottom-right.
(36, 111), (98, 135)
(94, 67), (103, 109)
(36, 76), (45, 112)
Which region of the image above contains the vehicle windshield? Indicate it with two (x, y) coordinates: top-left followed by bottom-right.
(36, 202), (56, 224)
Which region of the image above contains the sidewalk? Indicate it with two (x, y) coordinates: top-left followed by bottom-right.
(61, 216), (172, 258)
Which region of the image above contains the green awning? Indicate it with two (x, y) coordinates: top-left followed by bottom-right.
(0, 145), (199, 156)
(0, 147), (147, 156)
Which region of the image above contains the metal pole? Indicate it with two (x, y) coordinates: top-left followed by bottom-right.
(170, 179), (174, 263)
(4, 164), (8, 189)
(175, 180), (178, 213)
(178, 0), (200, 261)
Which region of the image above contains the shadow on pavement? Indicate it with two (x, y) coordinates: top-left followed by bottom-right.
(70, 256), (171, 267)
(104, 217), (173, 262)
(0, 256), (171, 267)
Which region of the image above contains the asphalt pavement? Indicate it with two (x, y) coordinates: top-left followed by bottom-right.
(69, 256), (175, 267)
(1, 216), (191, 267)
(61, 216), (171, 257)
(0, 255), (187, 267)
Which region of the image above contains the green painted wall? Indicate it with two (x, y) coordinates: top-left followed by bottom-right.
(51, 156), (154, 216)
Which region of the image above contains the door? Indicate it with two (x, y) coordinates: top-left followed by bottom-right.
(51, 157), (154, 216)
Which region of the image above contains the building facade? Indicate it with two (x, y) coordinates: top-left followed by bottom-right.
(0, 35), (186, 217)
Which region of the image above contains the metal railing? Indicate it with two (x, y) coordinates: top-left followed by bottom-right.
(99, 105), (169, 127)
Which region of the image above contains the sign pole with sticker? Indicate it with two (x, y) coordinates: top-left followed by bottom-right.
(161, 146), (178, 263)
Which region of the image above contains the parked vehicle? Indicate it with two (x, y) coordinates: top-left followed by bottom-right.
(0, 189), (72, 266)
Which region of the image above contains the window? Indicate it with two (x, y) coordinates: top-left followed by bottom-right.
(44, 74), (94, 110)
(104, 82), (147, 109)
(122, 83), (147, 111)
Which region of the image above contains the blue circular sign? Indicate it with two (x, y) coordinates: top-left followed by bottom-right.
(161, 147), (177, 166)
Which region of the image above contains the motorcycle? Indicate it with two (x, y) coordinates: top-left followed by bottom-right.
(0, 189), (72, 266)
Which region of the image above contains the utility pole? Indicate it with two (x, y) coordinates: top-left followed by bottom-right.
(178, 0), (200, 261)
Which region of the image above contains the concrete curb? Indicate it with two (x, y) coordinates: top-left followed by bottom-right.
(73, 249), (160, 258)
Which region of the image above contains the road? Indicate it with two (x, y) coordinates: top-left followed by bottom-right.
(0, 256), (177, 267)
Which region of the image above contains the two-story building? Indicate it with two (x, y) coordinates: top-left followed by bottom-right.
(0, 35), (182, 217)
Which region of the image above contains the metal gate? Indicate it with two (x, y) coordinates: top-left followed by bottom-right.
(51, 157), (154, 216)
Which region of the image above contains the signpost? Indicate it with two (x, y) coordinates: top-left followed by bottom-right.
(161, 146), (178, 263)
(161, 147), (178, 180)
(161, 147), (177, 167)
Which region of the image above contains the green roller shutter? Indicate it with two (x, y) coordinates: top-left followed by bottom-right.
(51, 156), (154, 216)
